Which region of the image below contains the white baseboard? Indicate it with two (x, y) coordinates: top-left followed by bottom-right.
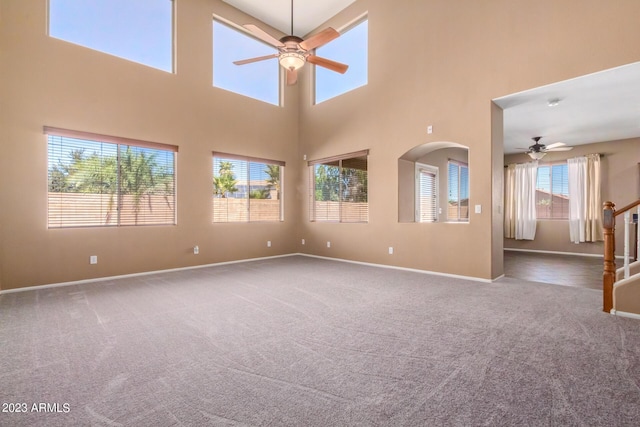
(299, 254), (495, 283)
(0, 254), (299, 295)
(0, 251), (548, 296)
(610, 309), (640, 320)
(504, 248), (607, 258)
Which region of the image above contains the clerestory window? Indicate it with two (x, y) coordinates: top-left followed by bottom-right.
(48, 0), (174, 72)
(213, 19), (280, 105)
(315, 18), (368, 104)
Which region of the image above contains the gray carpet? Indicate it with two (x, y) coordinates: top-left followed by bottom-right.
(1, 255), (639, 426)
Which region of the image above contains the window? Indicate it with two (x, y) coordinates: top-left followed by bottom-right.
(448, 160), (469, 221)
(48, 0), (174, 72)
(46, 127), (177, 228)
(536, 163), (569, 219)
(213, 19), (279, 105)
(315, 18), (368, 104)
(416, 163), (438, 222)
(309, 151), (368, 222)
(212, 153), (284, 222)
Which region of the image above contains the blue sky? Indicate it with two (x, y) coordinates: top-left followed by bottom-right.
(213, 158), (275, 187)
(213, 20), (280, 105)
(48, 136), (175, 175)
(49, 0), (367, 105)
(448, 163), (469, 201)
(316, 20), (368, 104)
(49, 0), (173, 72)
(536, 164), (569, 196)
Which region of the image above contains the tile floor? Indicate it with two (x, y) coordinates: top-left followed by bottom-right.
(503, 250), (604, 290)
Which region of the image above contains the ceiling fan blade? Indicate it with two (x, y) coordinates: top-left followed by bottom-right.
(299, 27), (340, 51)
(286, 68), (298, 86)
(545, 142), (567, 150)
(307, 55), (349, 74)
(545, 147), (573, 152)
(242, 24), (284, 48)
(233, 53), (279, 66)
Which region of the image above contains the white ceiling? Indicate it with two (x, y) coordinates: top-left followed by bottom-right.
(222, 0), (356, 36)
(494, 61), (640, 155)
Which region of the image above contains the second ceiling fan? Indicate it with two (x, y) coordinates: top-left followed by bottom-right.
(233, 0), (349, 85)
(522, 136), (573, 160)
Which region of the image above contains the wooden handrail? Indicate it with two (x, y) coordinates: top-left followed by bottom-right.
(613, 199), (640, 217)
(603, 201), (616, 313)
(603, 199), (640, 313)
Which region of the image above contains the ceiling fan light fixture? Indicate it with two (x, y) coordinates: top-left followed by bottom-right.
(547, 98), (561, 107)
(279, 52), (305, 70)
(528, 151), (547, 160)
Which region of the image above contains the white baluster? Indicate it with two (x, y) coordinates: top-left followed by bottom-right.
(624, 210), (630, 279)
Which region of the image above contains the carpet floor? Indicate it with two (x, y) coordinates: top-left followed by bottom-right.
(1, 255), (639, 426)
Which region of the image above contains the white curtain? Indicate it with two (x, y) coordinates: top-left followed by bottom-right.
(568, 154), (602, 243)
(515, 161), (538, 240)
(504, 164), (516, 239)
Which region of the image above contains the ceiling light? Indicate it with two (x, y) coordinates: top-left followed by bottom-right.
(279, 52), (305, 70)
(547, 98), (561, 107)
(528, 151), (547, 160)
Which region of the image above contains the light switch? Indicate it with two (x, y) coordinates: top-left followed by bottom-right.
(475, 205), (482, 214)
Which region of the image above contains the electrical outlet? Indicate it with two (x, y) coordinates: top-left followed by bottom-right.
(301, 239), (305, 245)
(90, 255), (97, 264)
(327, 241), (331, 248)
(388, 247), (394, 255)
(193, 246), (199, 255)
(475, 205), (482, 214)
(267, 241), (271, 247)
(427, 125), (433, 134)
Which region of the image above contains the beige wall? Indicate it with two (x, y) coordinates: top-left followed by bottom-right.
(398, 146), (468, 223)
(0, 0), (300, 290)
(297, 0), (640, 279)
(504, 138), (640, 257)
(2, 0), (640, 290)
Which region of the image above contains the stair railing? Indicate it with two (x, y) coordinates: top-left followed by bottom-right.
(603, 199), (640, 313)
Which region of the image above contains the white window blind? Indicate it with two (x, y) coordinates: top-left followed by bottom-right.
(308, 150), (368, 223)
(536, 163), (569, 219)
(417, 165), (437, 222)
(46, 127), (177, 228)
(212, 152), (284, 223)
(448, 160), (469, 221)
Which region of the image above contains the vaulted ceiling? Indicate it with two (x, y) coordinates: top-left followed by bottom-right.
(222, 0), (356, 36)
(224, 1), (640, 156)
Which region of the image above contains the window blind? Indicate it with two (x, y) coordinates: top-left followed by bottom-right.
(212, 153), (284, 223)
(447, 160), (469, 221)
(46, 128), (177, 228)
(418, 167), (437, 222)
(308, 151), (368, 223)
(536, 163), (569, 219)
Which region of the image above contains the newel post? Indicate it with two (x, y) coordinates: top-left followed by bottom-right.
(603, 201), (616, 313)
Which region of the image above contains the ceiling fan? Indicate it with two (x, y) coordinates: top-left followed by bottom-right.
(521, 136), (573, 159)
(233, 0), (349, 85)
